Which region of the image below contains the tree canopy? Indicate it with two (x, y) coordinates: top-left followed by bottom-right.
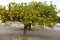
(0, 2), (59, 31)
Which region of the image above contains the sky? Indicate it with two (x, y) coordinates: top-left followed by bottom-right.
(0, 0), (60, 11)
(0, 0), (60, 16)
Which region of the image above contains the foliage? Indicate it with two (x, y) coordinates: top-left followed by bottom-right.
(58, 17), (60, 23)
(0, 2), (58, 30)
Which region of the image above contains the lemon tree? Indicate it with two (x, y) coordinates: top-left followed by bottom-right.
(0, 2), (58, 34)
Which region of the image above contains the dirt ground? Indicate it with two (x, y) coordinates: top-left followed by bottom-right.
(0, 22), (60, 40)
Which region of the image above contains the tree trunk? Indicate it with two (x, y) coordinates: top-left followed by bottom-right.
(24, 25), (28, 34)
(28, 24), (31, 30)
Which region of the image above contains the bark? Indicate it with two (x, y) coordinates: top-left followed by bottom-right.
(24, 24), (28, 34)
(28, 24), (31, 30)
